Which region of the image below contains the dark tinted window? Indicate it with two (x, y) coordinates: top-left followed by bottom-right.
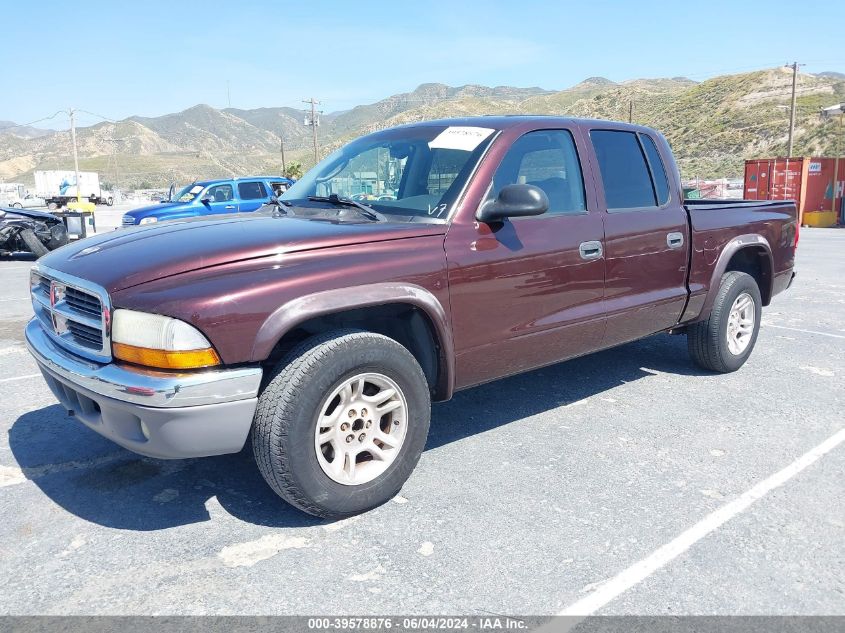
(491, 130), (586, 215)
(591, 130), (656, 209)
(238, 181), (267, 200)
(640, 134), (670, 205)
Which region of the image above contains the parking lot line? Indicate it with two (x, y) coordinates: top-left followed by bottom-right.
(764, 324), (845, 339)
(0, 373), (40, 383)
(0, 298), (29, 302)
(556, 426), (845, 617)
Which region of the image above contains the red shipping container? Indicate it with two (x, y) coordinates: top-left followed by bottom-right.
(744, 157), (844, 227)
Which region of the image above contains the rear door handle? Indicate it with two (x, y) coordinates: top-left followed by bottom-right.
(579, 240), (603, 260)
(667, 232), (684, 249)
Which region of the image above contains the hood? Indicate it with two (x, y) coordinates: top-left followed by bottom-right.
(0, 207), (61, 223)
(39, 214), (446, 293)
(125, 202), (186, 218)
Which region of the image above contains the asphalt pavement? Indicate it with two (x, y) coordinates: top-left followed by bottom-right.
(0, 228), (842, 616)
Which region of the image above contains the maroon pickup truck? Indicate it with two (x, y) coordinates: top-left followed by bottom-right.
(25, 117), (797, 518)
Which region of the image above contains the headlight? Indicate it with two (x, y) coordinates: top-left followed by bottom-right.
(111, 309), (221, 369)
(139, 217), (158, 225)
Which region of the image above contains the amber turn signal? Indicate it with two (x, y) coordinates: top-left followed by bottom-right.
(112, 342), (221, 370)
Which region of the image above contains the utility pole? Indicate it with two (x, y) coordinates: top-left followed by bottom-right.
(628, 100), (633, 124)
(303, 98), (321, 165)
(279, 135), (287, 172)
(226, 80), (231, 108)
(785, 62), (804, 157)
(69, 108), (82, 205)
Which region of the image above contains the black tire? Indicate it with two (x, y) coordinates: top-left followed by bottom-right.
(106, 197), (114, 206)
(12, 202), (22, 209)
(252, 329), (431, 518)
(19, 228), (49, 257)
(687, 271), (762, 373)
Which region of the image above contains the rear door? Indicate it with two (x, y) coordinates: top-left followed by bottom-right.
(236, 180), (270, 212)
(588, 128), (689, 348)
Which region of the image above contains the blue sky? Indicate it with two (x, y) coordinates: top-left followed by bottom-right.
(5, 0), (844, 128)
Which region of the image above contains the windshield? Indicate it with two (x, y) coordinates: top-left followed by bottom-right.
(281, 124), (497, 222)
(171, 183), (206, 203)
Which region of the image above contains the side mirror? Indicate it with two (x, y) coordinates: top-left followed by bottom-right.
(200, 196), (213, 206)
(476, 184), (549, 223)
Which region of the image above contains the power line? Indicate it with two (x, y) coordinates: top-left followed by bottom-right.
(0, 110), (65, 132)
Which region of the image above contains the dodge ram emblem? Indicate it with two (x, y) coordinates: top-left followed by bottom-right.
(50, 282), (66, 307)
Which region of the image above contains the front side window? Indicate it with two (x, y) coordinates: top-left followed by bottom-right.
(591, 130), (656, 210)
(205, 184), (233, 203)
(238, 181), (267, 200)
(281, 124), (497, 222)
(489, 130), (586, 215)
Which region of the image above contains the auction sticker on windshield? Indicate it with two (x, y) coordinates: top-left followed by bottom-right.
(429, 126), (495, 152)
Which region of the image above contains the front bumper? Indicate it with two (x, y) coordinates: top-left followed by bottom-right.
(25, 319), (263, 459)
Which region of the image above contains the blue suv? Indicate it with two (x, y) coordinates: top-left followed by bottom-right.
(122, 176), (294, 227)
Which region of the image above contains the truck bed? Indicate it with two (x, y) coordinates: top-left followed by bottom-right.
(682, 197), (798, 324)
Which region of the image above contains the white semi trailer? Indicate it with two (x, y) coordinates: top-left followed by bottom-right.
(34, 170), (113, 209)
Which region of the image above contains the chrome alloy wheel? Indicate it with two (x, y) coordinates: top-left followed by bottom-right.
(314, 372), (408, 485)
(726, 292), (755, 355)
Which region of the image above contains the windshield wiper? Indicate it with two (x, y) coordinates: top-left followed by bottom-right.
(265, 196), (295, 216)
(307, 194), (387, 222)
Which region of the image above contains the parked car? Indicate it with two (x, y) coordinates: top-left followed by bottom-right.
(121, 176), (295, 226)
(15, 194), (47, 209)
(0, 207), (68, 256)
(25, 117), (797, 518)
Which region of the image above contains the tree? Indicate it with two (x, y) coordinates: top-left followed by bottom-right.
(283, 161), (304, 181)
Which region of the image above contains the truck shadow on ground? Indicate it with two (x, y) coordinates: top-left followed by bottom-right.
(9, 333), (708, 531)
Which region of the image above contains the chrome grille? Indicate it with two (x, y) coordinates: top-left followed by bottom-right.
(65, 286), (102, 318)
(121, 215), (136, 226)
(30, 266), (111, 362)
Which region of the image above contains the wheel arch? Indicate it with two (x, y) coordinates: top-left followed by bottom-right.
(701, 234), (774, 318)
(251, 283), (454, 401)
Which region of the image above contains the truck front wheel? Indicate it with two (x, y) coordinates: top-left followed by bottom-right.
(252, 329), (431, 518)
(687, 271), (762, 373)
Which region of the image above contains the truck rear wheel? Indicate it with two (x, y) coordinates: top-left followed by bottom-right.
(252, 329), (431, 518)
(687, 271), (762, 373)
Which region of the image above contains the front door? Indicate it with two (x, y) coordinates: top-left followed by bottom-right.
(445, 128), (606, 389)
(202, 183), (237, 215)
(588, 128), (689, 348)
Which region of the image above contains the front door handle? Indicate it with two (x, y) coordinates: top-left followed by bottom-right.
(224, 205), (236, 210)
(579, 240), (603, 260)
(667, 232), (684, 249)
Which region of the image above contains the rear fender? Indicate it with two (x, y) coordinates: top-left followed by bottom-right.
(699, 234), (773, 318)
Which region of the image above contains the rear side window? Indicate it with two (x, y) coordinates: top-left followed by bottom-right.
(490, 130), (586, 215)
(590, 130), (656, 210)
(238, 181), (267, 200)
(640, 134), (670, 205)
